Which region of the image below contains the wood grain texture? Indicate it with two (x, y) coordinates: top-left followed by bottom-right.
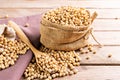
(0, 9), (49, 17)
(90, 32), (120, 45)
(1, 8), (120, 18)
(55, 66), (120, 80)
(1, 0), (120, 8)
(93, 19), (120, 31)
(80, 46), (120, 64)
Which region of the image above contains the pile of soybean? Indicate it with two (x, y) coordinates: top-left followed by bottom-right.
(0, 35), (29, 70)
(24, 44), (97, 80)
(24, 45), (81, 80)
(43, 6), (91, 26)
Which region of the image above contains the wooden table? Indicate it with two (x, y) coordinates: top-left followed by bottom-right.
(1, 0), (120, 80)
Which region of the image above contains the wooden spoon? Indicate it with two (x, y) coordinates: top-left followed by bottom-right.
(8, 20), (47, 65)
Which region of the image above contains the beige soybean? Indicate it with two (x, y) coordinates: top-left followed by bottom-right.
(24, 45), (81, 80)
(43, 6), (91, 26)
(0, 35), (29, 70)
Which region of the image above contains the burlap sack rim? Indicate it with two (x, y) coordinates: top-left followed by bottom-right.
(40, 21), (93, 33)
(40, 23), (93, 44)
(41, 15), (92, 31)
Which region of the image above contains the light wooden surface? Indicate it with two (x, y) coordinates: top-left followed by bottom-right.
(1, 0), (120, 80)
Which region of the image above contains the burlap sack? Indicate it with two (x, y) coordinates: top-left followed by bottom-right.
(40, 12), (97, 51)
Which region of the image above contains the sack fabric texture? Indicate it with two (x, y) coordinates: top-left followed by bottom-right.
(40, 17), (93, 51)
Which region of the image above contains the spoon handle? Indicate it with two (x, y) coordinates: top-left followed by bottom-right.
(8, 21), (37, 53)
